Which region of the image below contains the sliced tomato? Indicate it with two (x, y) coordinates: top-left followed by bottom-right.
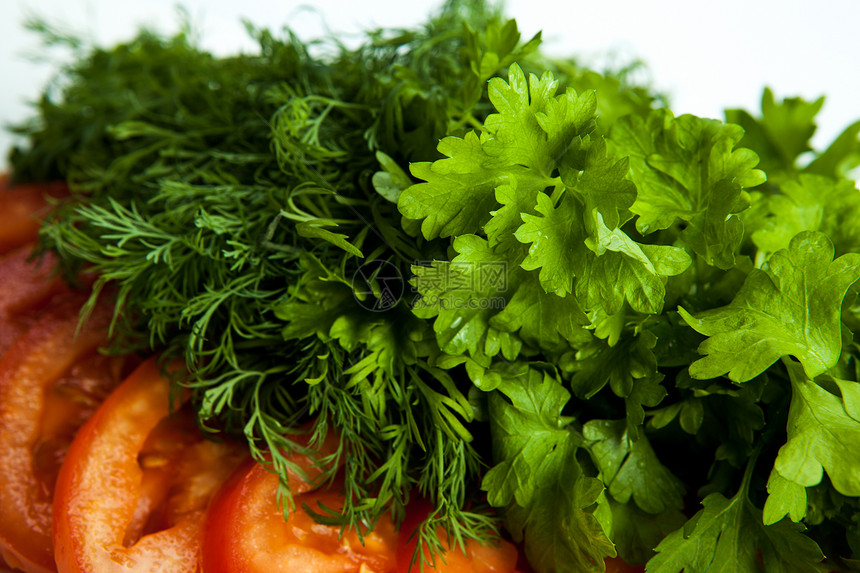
(0, 174), (72, 357)
(396, 533), (521, 573)
(0, 294), (123, 573)
(394, 499), (523, 573)
(200, 431), (401, 573)
(0, 176), (67, 253)
(0, 246), (67, 356)
(203, 447), (523, 573)
(52, 358), (246, 573)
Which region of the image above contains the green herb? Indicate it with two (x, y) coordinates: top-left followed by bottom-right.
(9, 0), (860, 572)
(647, 445), (825, 573)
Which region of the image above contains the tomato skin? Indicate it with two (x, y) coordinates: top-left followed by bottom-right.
(0, 177), (67, 252)
(0, 294), (117, 573)
(396, 538), (520, 573)
(0, 176), (73, 358)
(52, 358), (244, 573)
(204, 445), (525, 573)
(0, 247), (67, 357)
(394, 499), (522, 573)
(200, 432), (401, 573)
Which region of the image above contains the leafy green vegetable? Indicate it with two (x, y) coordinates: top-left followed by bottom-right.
(18, 0), (544, 554)
(584, 419), (685, 515)
(679, 231), (860, 382)
(608, 499), (685, 566)
(647, 458), (825, 573)
(724, 88), (824, 177)
(752, 174), (860, 257)
(771, 362), (860, 499)
(482, 365), (616, 571)
(609, 110), (766, 270)
(8, 0), (860, 571)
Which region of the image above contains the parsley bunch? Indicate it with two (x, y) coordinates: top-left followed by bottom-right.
(402, 58), (860, 569)
(9, 1), (860, 571)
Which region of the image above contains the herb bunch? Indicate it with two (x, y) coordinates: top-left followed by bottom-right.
(9, 1), (860, 572)
(14, 0), (553, 562)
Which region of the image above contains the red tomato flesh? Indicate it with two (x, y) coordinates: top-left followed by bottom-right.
(52, 358), (245, 573)
(394, 498), (523, 573)
(200, 431), (402, 573)
(0, 247), (66, 356)
(0, 295), (121, 573)
(203, 442), (524, 573)
(0, 176), (67, 253)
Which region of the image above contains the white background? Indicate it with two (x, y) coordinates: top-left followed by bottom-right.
(1, 0), (858, 171)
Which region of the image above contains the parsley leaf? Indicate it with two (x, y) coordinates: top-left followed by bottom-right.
(401, 132), (505, 239)
(609, 110), (766, 269)
(763, 468), (809, 525)
(516, 192), (690, 314)
(752, 174), (860, 257)
(771, 362), (860, 499)
(412, 234), (591, 362)
(725, 88), (824, 176)
(403, 64), (690, 322)
(515, 192), (585, 297)
(680, 231), (860, 382)
(647, 485), (824, 573)
(411, 235), (526, 362)
(490, 273), (593, 355)
(806, 120), (860, 180)
(726, 88), (860, 182)
(574, 211), (691, 314)
(481, 365), (576, 508)
(506, 473), (616, 573)
(567, 329), (667, 437)
(483, 66), (596, 175)
(608, 500), (684, 566)
(584, 419), (685, 514)
(399, 63), (597, 240)
(482, 364), (616, 572)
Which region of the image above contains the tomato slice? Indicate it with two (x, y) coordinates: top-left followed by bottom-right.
(201, 431), (402, 573)
(0, 247), (67, 357)
(0, 176), (67, 253)
(0, 294), (122, 573)
(394, 499), (523, 573)
(203, 441), (523, 573)
(52, 358), (246, 573)
(397, 534), (521, 573)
